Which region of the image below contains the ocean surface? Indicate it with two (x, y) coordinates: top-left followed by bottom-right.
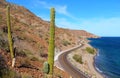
(89, 37), (120, 78)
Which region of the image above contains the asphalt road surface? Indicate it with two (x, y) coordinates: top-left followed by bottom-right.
(58, 44), (90, 78)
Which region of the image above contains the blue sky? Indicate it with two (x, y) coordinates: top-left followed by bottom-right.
(7, 0), (120, 36)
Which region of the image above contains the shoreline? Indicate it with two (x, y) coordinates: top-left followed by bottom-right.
(93, 51), (105, 78)
(67, 42), (104, 78)
(86, 38), (105, 77)
(89, 38), (106, 77)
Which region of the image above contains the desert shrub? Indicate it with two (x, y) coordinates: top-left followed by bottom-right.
(17, 49), (32, 57)
(39, 45), (47, 58)
(54, 74), (62, 78)
(22, 49), (32, 56)
(16, 50), (27, 57)
(79, 36), (83, 39)
(39, 34), (43, 38)
(45, 37), (48, 41)
(62, 40), (71, 46)
(40, 52), (48, 58)
(2, 27), (8, 33)
(86, 47), (95, 54)
(21, 73), (32, 78)
(30, 56), (39, 61)
(17, 34), (26, 40)
(14, 26), (21, 31)
(0, 37), (9, 52)
(73, 54), (83, 64)
(0, 69), (21, 78)
(19, 58), (31, 68)
(0, 14), (2, 19)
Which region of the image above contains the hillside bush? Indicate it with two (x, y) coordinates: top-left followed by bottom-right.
(86, 47), (95, 54)
(62, 40), (71, 46)
(73, 54), (83, 64)
(0, 69), (20, 78)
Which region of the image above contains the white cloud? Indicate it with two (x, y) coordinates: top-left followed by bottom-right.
(35, 1), (78, 20)
(38, 1), (50, 9)
(56, 18), (81, 29)
(56, 5), (69, 15)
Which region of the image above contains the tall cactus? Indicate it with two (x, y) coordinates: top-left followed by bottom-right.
(48, 8), (55, 76)
(7, 5), (15, 67)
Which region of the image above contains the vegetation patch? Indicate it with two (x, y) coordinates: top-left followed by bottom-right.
(21, 73), (33, 78)
(22, 49), (32, 56)
(17, 35), (26, 40)
(17, 49), (32, 57)
(86, 47), (95, 54)
(19, 58), (31, 68)
(13, 26), (21, 31)
(0, 37), (9, 52)
(30, 56), (39, 61)
(16, 50), (27, 57)
(39, 45), (47, 58)
(62, 40), (71, 46)
(73, 54), (83, 64)
(0, 69), (21, 78)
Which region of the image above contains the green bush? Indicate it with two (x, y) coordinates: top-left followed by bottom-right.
(16, 49), (32, 57)
(21, 73), (32, 78)
(0, 37), (9, 52)
(17, 35), (26, 40)
(73, 54), (83, 64)
(62, 40), (71, 46)
(22, 49), (32, 56)
(19, 58), (31, 68)
(86, 47), (95, 54)
(16, 50), (27, 57)
(0, 69), (21, 78)
(30, 56), (39, 61)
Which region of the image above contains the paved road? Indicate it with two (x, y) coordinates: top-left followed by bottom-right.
(58, 44), (90, 78)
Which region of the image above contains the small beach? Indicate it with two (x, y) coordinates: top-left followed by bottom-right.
(67, 41), (103, 78)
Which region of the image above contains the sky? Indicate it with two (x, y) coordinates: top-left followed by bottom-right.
(7, 0), (120, 36)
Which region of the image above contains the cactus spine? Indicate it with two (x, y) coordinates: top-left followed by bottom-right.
(7, 5), (15, 67)
(48, 8), (55, 76)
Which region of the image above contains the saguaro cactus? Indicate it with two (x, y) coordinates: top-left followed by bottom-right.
(48, 8), (55, 76)
(7, 5), (15, 67)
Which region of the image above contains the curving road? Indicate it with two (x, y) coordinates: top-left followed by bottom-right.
(57, 44), (90, 78)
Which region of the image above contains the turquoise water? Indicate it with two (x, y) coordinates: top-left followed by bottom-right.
(89, 37), (120, 78)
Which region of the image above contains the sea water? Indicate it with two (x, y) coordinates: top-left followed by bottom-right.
(89, 37), (120, 78)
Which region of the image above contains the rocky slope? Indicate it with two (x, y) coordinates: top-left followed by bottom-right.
(0, 0), (98, 77)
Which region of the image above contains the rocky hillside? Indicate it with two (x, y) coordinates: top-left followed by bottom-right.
(0, 0), (97, 77)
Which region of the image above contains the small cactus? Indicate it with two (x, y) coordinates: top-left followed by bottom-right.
(43, 61), (49, 74)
